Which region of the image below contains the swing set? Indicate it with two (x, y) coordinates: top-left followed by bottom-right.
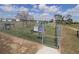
(32, 20), (45, 44)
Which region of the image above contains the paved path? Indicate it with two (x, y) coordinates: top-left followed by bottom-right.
(36, 46), (60, 54)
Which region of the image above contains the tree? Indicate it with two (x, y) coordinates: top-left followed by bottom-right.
(27, 15), (35, 27)
(16, 11), (29, 27)
(66, 15), (73, 24)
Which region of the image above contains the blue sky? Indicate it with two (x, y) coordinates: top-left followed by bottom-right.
(0, 4), (79, 22)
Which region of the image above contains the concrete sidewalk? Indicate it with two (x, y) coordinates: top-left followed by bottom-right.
(36, 46), (60, 54)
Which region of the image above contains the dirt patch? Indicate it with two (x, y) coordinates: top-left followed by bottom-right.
(61, 25), (79, 54)
(0, 32), (42, 54)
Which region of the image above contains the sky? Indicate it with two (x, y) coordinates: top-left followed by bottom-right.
(0, 4), (79, 22)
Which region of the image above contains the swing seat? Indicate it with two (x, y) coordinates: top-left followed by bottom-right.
(32, 26), (39, 32)
(31, 26), (39, 33)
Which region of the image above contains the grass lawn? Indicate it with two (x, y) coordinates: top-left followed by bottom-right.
(61, 25), (79, 53)
(1, 22), (56, 48)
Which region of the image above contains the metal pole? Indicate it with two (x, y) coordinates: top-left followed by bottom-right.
(41, 22), (45, 44)
(56, 23), (61, 48)
(42, 32), (44, 44)
(55, 15), (61, 49)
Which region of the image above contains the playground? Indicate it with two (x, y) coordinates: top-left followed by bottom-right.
(0, 4), (79, 54)
(0, 20), (59, 54)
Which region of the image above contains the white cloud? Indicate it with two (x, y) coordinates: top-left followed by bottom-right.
(29, 12), (35, 15)
(39, 4), (48, 11)
(0, 5), (29, 13)
(0, 5), (14, 12)
(56, 11), (62, 14)
(48, 6), (60, 13)
(31, 8), (40, 13)
(33, 5), (38, 9)
(60, 5), (79, 22)
(74, 4), (79, 9)
(62, 5), (79, 16)
(18, 6), (29, 12)
(38, 4), (60, 14)
(0, 5), (20, 13)
(0, 5), (30, 19)
(31, 5), (40, 13)
(34, 13), (52, 21)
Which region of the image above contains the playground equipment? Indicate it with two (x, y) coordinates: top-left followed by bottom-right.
(33, 21), (45, 44)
